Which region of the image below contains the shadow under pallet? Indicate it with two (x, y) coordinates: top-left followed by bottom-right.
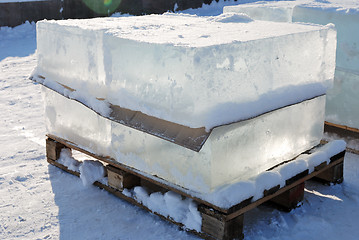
(46, 134), (345, 240)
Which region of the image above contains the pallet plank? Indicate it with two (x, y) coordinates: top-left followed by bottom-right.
(270, 182), (305, 211)
(107, 165), (140, 191)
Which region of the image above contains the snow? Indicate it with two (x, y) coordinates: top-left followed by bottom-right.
(1, 1), (359, 240)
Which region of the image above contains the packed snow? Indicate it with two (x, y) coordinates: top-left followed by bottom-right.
(1, 1), (359, 240)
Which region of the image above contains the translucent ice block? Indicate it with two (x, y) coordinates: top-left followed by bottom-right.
(225, 2), (359, 129)
(223, 2), (296, 22)
(326, 69), (359, 129)
(44, 87), (325, 193)
(36, 14), (336, 129)
(225, 2), (359, 72)
(43, 87), (112, 157)
(293, 5), (359, 73)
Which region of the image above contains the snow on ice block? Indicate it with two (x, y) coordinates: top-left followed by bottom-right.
(43, 86), (326, 193)
(35, 13), (336, 130)
(224, 1), (359, 129)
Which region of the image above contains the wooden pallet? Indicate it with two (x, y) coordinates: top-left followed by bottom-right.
(46, 135), (345, 240)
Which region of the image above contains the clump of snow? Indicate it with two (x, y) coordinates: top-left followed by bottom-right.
(208, 12), (253, 23)
(57, 149), (107, 186)
(79, 160), (106, 187)
(251, 171), (282, 200)
(313, 140), (346, 157)
(205, 181), (256, 207)
(132, 187), (202, 231)
(57, 148), (80, 172)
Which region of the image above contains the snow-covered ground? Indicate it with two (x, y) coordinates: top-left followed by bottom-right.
(1, 1), (359, 239)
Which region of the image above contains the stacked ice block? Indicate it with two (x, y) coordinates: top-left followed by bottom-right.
(224, 1), (359, 129)
(34, 14), (336, 193)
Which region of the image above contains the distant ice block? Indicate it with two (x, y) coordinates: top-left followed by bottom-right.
(326, 69), (359, 129)
(44, 86), (326, 193)
(224, 1), (359, 129)
(35, 14), (336, 130)
(223, 1), (296, 22)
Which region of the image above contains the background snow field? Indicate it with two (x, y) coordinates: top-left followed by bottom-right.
(1, 1), (359, 240)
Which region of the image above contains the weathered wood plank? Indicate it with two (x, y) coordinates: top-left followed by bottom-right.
(200, 206), (244, 240)
(270, 182), (305, 211)
(46, 138), (68, 161)
(314, 162), (344, 184)
(107, 165), (140, 191)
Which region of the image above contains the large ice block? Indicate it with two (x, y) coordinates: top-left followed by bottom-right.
(35, 14), (336, 130)
(44, 87), (326, 193)
(326, 69), (359, 129)
(224, 1), (359, 129)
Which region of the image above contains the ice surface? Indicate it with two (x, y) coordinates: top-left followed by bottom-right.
(44, 86), (326, 193)
(43, 86), (112, 157)
(35, 13), (336, 129)
(199, 139), (346, 208)
(223, 1), (296, 22)
(225, 1), (359, 129)
(326, 69), (359, 129)
(293, 4), (359, 73)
